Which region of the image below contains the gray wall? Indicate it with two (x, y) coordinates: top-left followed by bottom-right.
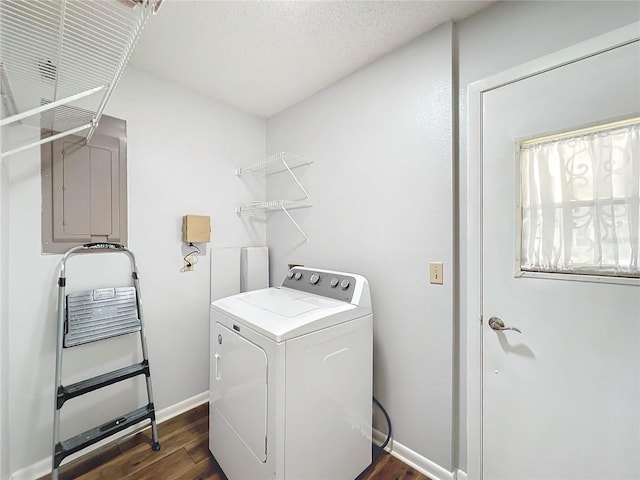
(2, 1), (639, 477)
(267, 23), (455, 469)
(3, 66), (266, 474)
(266, 1), (640, 474)
(456, 0), (640, 470)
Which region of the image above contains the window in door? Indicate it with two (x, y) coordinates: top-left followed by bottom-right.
(518, 117), (639, 280)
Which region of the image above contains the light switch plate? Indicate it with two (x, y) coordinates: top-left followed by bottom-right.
(430, 262), (443, 284)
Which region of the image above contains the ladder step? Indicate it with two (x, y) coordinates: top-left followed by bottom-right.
(64, 287), (141, 347)
(54, 404), (156, 469)
(57, 361), (149, 409)
(63, 320), (141, 347)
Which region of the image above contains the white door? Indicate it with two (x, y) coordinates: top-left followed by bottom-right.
(211, 322), (268, 462)
(482, 40), (640, 479)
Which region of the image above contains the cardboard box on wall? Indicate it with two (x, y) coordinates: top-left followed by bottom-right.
(182, 215), (210, 243)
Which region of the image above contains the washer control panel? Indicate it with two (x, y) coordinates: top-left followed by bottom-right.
(282, 267), (357, 303)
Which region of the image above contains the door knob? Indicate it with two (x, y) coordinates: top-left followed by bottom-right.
(488, 316), (521, 333)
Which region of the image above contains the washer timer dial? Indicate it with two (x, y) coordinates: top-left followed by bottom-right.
(282, 270), (357, 302)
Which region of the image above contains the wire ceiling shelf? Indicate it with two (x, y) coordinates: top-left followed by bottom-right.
(0, 0), (162, 159)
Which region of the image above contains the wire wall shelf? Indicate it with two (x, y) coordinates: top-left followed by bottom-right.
(0, 0), (162, 159)
(234, 152), (313, 176)
(235, 153), (312, 241)
(235, 200), (312, 215)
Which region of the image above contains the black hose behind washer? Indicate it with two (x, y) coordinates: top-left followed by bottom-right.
(372, 396), (392, 449)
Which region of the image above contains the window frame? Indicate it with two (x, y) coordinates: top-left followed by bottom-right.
(513, 116), (640, 286)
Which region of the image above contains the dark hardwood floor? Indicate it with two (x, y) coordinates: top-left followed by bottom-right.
(39, 403), (431, 480)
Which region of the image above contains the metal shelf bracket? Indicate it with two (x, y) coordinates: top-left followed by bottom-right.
(235, 153), (313, 242)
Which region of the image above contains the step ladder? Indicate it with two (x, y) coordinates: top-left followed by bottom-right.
(51, 243), (160, 480)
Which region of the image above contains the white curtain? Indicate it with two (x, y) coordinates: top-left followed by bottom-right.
(520, 121), (640, 277)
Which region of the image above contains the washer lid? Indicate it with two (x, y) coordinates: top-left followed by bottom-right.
(211, 287), (369, 342)
(240, 288), (343, 316)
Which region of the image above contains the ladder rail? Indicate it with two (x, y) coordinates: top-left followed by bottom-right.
(130, 260), (160, 445)
(52, 268), (66, 480)
(52, 242), (160, 480)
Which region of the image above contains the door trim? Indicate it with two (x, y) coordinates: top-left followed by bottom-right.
(465, 21), (640, 480)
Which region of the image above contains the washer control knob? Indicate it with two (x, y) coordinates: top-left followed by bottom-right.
(340, 279), (350, 290)
(309, 273), (320, 285)
(330, 278), (339, 288)
(294, 272), (302, 281)
(287, 271), (295, 279)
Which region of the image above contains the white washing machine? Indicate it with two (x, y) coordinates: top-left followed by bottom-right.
(209, 266), (373, 480)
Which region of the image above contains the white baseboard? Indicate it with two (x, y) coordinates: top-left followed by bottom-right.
(373, 428), (455, 480)
(10, 392), (209, 480)
(14, 399), (457, 480)
(455, 468), (468, 480)
(155, 391), (208, 424)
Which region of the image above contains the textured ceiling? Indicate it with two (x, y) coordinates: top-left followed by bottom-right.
(130, 0), (494, 118)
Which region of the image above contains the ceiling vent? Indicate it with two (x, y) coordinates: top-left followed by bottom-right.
(38, 59), (58, 82)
